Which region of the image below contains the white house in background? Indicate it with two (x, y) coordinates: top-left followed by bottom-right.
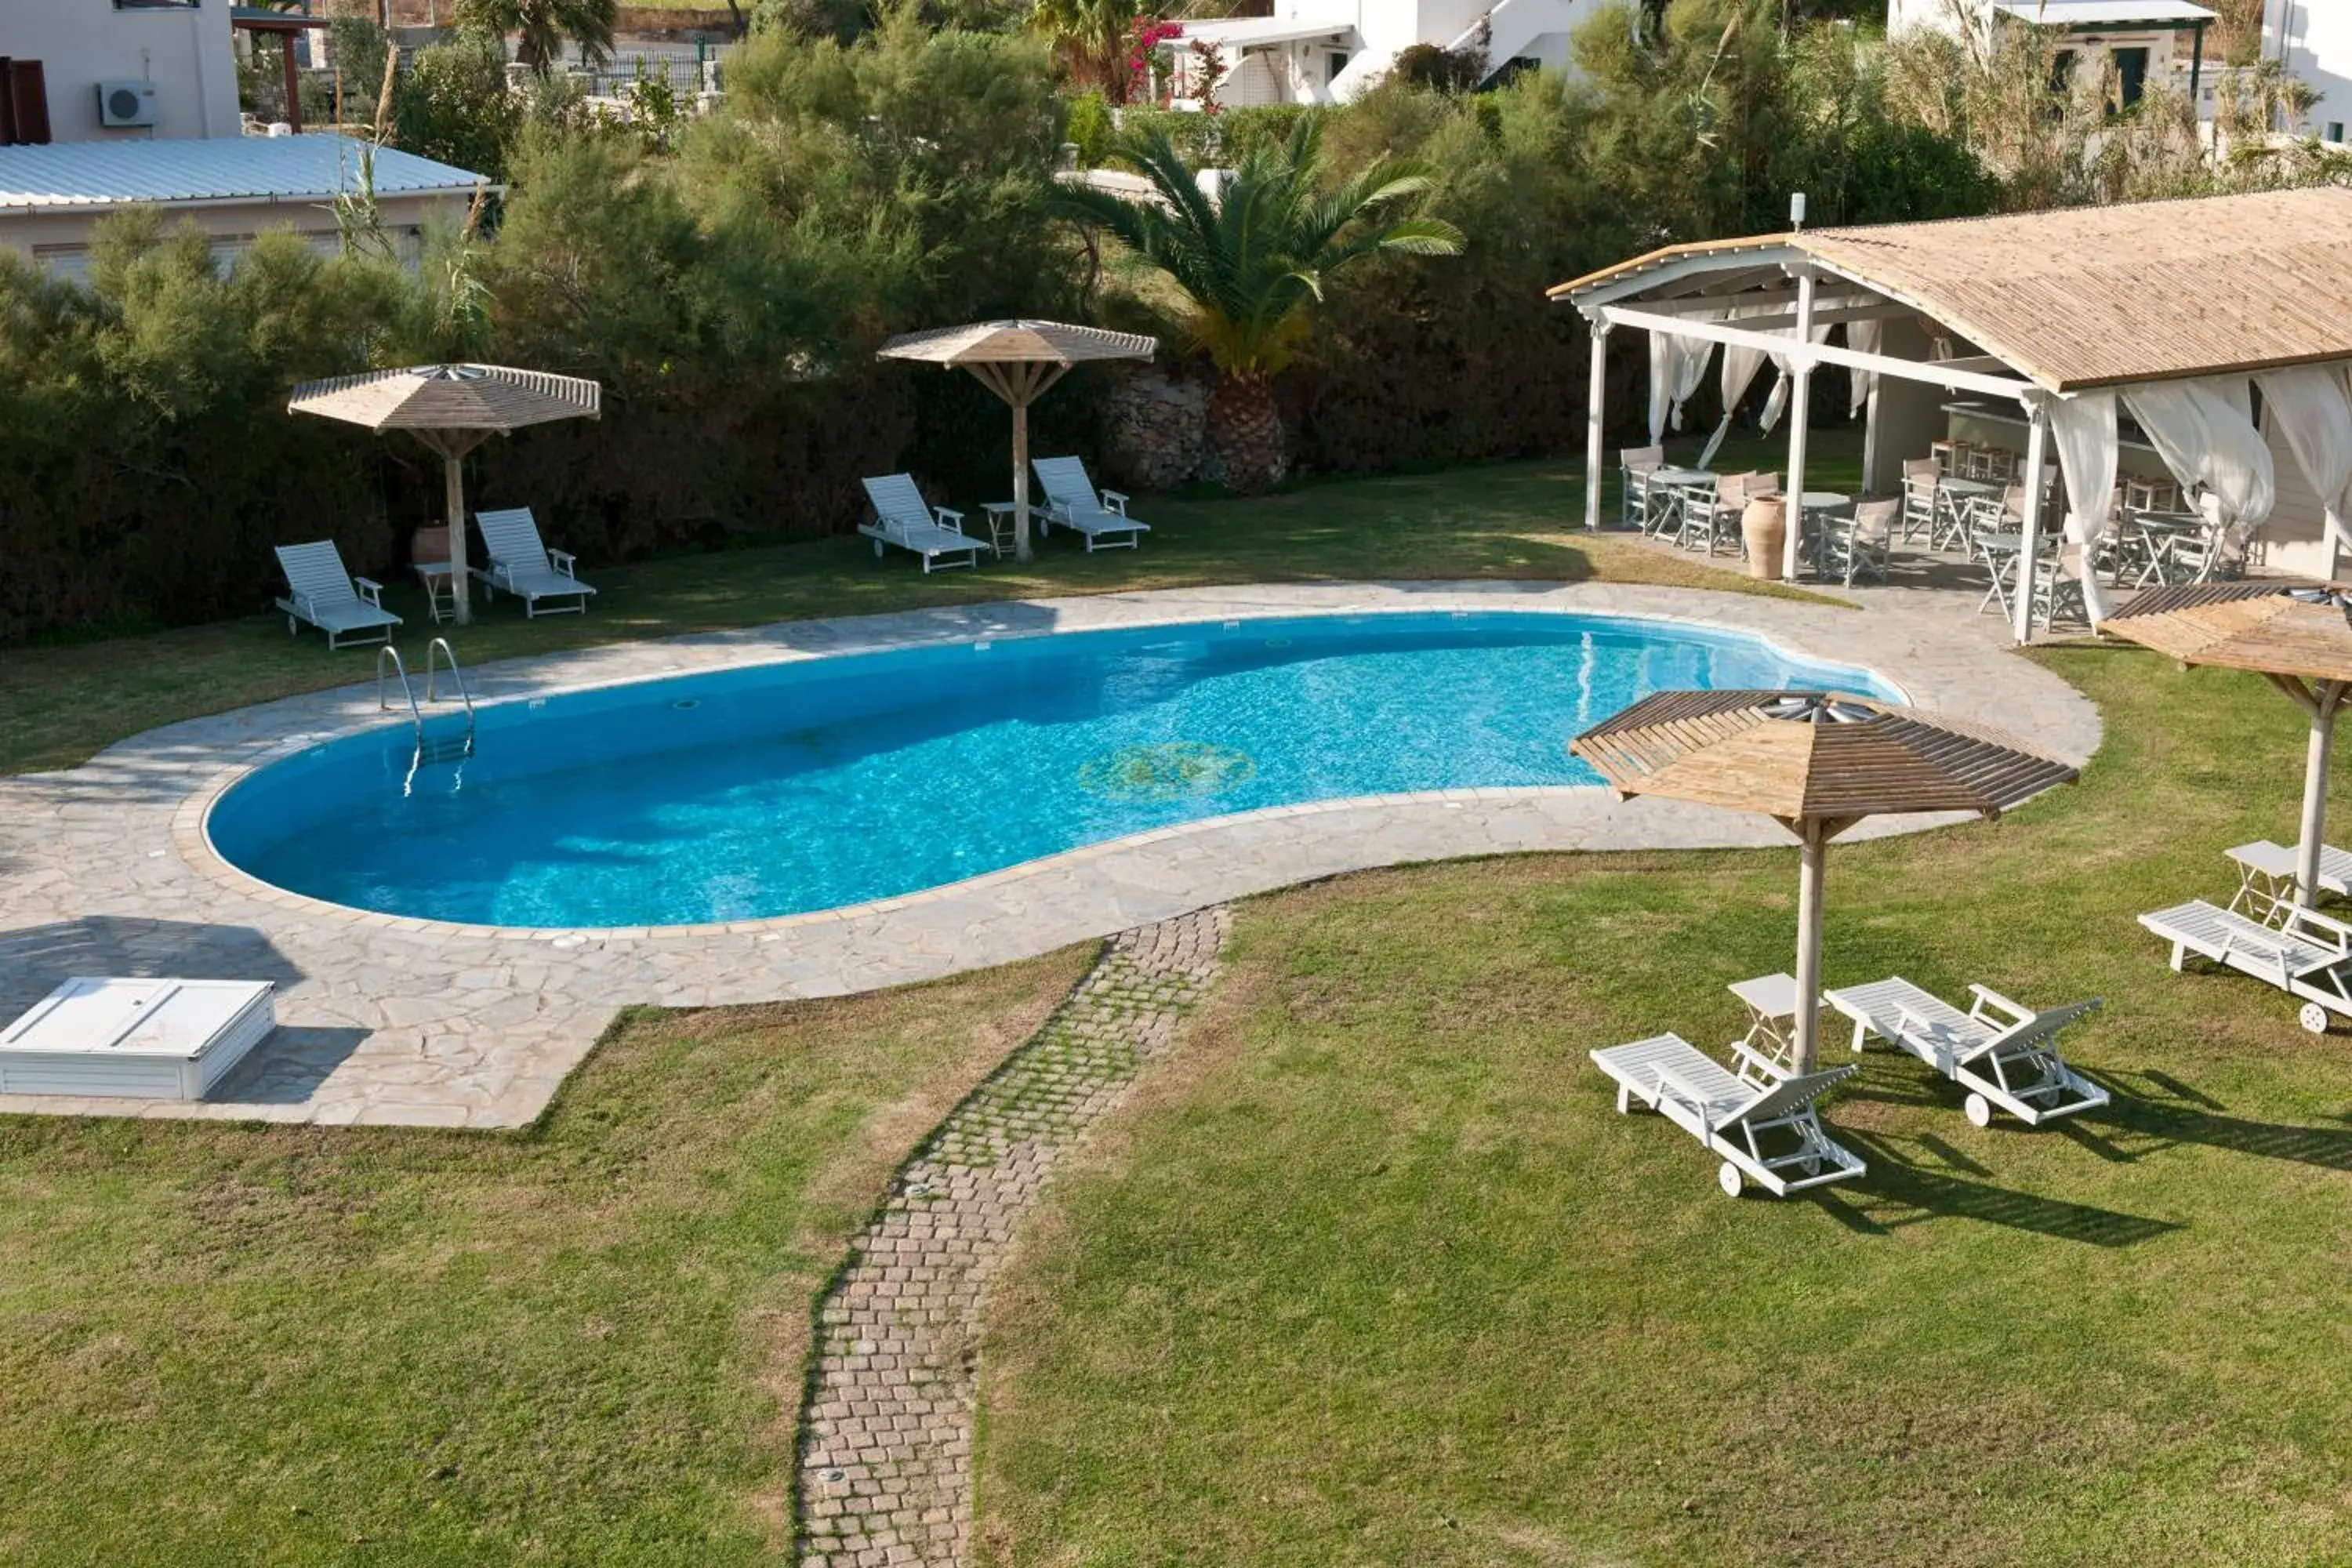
(0, 0), (485, 279)
(1886, 0), (2220, 113)
(0, 0), (241, 143)
(1166, 0), (1616, 108)
(2266, 1), (2352, 144)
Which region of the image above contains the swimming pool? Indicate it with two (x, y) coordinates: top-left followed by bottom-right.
(206, 611), (1900, 929)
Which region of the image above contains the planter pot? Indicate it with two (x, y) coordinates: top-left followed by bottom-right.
(1741, 497), (1787, 581)
(410, 524), (451, 570)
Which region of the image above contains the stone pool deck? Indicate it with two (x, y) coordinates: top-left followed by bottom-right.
(0, 581), (2100, 1129)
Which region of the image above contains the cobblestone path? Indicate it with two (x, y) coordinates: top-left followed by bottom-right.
(796, 906), (1232, 1566)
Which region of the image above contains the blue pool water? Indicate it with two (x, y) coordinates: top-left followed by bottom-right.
(207, 612), (1899, 928)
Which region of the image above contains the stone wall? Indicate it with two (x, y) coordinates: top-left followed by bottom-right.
(1095, 363), (1210, 492)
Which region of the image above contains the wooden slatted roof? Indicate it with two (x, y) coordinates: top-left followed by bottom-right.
(1550, 188), (2352, 392)
(877, 320), (1156, 366)
(1570, 691), (2079, 825)
(2102, 582), (2352, 686)
(287, 364), (601, 433)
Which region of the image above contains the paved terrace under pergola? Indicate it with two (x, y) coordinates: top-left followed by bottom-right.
(1554, 187), (2352, 642)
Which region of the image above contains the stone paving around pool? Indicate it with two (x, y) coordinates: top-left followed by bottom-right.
(0, 580), (2100, 1128)
(796, 906), (1229, 1567)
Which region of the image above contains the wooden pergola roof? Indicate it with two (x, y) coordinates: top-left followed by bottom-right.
(1551, 188), (2352, 393)
(287, 364), (601, 434)
(2103, 583), (2352, 687)
(1570, 691), (2079, 827)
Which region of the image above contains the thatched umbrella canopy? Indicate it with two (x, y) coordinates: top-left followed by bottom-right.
(877, 321), (1155, 564)
(1573, 691), (2078, 1072)
(2105, 581), (2352, 905)
(289, 365), (602, 625)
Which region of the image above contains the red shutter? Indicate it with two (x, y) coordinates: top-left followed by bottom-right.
(9, 60), (49, 146)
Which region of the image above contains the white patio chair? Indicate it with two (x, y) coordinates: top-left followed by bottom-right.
(858, 474), (989, 573)
(273, 540), (401, 650)
(1825, 498), (1896, 586)
(473, 507), (597, 617)
(1589, 1033), (1865, 1197)
(1620, 445), (1665, 530)
(2032, 543), (2091, 628)
(2140, 898), (2352, 1034)
(1678, 472), (1751, 557)
(1824, 977), (2107, 1127)
(1032, 456), (1149, 551)
(1899, 459), (1940, 544)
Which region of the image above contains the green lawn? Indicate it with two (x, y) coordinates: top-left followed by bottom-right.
(0, 947), (1091, 1566)
(974, 648), (2352, 1566)
(0, 437), (1846, 776)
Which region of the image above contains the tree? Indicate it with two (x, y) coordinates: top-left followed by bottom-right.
(1054, 118), (1464, 491)
(452, 0), (616, 75)
(1029, 0), (1138, 98)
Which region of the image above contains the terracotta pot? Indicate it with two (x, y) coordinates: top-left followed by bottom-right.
(410, 524), (452, 569)
(1741, 497), (1787, 580)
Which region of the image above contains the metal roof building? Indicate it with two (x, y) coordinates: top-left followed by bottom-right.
(0, 133), (488, 281)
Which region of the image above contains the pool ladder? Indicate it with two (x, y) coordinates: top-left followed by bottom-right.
(378, 639), (477, 786)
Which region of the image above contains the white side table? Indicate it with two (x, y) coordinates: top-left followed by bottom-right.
(415, 561), (456, 623)
(1727, 971), (1814, 1083)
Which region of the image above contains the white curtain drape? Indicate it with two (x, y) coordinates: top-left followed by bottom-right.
(1846, 318), (1884, 417)
(1648, 331), (1714, 445)
(1697, 307), (1776, 469)
(2257, 364), (2352, 564)
(2047, 390), (2118, 626)
(1759, 324), (1835, 433)
(2121, 377), (2278, 572)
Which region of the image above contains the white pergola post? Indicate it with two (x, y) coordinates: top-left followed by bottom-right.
(1584, 323), (1609, 530)
(2013, 403), (2052, 644)
(1780, 267), (1817, 581)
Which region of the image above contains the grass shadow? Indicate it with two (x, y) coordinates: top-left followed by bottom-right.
(1831, 1129), (2184, 1247)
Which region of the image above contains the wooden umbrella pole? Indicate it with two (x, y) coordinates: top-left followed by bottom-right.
(1012, 396), (1033, 564)
(2299, 682), (2346, 906)
(1793, 818), (1828, 1075)
(443, 447), (471, 626)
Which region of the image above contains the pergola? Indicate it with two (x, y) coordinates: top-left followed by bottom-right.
(1552, 187), (2352, 642)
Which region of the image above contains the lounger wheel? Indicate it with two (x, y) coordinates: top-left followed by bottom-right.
(1717, 1160), (1743, 1198)
(873, 539), (884, 557)
(1964, 1092), (1994, 1129)
(2300, 1002), (2330, 1035)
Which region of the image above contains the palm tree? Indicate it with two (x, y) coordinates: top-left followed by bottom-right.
(453, 0), (615, 75)
(1029, 0), (1135, 98)
(1054, 119), (1465, 492)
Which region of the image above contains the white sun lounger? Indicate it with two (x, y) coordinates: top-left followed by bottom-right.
(2227, 840), (2352, 924)
(1824, 977), (2107, 1127)
(1033, 456), (1149, 551)
(274, 540), (401, 649)
(474, 506), (597, 616)
(858, 474), (989, 573)
(0, 978), (274, 1101)
(2140, 898), (2352, 1034)
(1589, 1032), (1865, 1197)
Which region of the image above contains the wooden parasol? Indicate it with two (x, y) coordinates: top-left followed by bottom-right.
(289, 365), (602, 625)
(877, 321), (1156, 564)
(2104, 581), (2352, 905)
(1573, 690), (2078, 1072)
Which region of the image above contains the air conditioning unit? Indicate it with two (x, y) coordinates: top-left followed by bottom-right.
(96, 81), (157, 129)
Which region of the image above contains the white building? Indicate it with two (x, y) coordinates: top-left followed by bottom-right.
(1886, 0), (2219, 113)
(1166, 0), (1616, 109)
(0, 1), (485, 278)
(2265, 0), (2352, 144)
(0, 0), (242, 143)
